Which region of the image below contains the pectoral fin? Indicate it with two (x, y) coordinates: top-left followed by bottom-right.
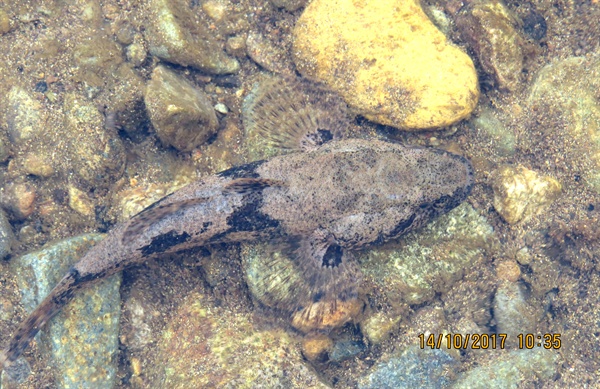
(295, 229), (361, 305)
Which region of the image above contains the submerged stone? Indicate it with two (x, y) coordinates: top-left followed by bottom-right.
(145, 65), (219, 152)
(292, 0), (478, 129)
(9, 234), (121, 389)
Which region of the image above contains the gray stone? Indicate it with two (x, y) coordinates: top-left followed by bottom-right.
(493, 281), (541, 343)
(452, 348), (560, 388)
(145, 66), (219, 152)
(62, 93), (126, 188)
(5, 86), (47, 145)
(0, 209), (15, 259)
(10, 234), (121, 389)
(358, 346), (456, 389)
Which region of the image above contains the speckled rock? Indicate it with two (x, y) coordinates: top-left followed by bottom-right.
(242, 243), (363, 333)
(360, 312), (402, 345)
(145, 0), (239, 74)
(0, 209), (15, 259)
(358, 346), (456, 389)
(62, 93), (126, 188)
(359, 203), (496, 306)
(4, 86), (47, 145)
(527, 55), (600, 194)
(455, 0), (524, 92)
(493, 281), (541, 342)
(150, 291), (330, 388)
(452, 348), (560, 388)
(9, 234), (121, 389)
(22, 152), (54, 177)
(0, 182), (36, 220)
(292, 0), (479, 129)
(145, 65), (219, 152)
(491, 165), (561, 225)
(68, 185), (94, 217)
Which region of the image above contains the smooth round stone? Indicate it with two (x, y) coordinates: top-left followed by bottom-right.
(293, 0), (479, 130)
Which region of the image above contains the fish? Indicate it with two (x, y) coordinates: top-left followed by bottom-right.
(0, 137), (474, 381)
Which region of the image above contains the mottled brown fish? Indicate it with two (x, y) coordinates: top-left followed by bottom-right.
(0, 138), (473, 380)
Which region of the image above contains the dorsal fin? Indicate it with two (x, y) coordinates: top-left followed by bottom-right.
(223, 177), (284, 195)
(122, 198), (208, 243)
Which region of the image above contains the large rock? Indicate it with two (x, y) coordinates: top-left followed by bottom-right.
(292, 0), (479, 130)
(10, 234), (121, 389)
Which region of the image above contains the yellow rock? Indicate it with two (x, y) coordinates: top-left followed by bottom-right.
(292, 0), (479, 130)
(491, 165), (562, 225)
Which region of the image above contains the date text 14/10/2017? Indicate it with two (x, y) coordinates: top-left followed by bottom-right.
(418, 333), (562, 350)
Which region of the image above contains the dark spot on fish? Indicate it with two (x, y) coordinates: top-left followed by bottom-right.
(217, 160), (266, 179)
(388, 213), (416, 240)
(317, 129), (333, 143)
(67, 266), (110, 286)
(322, 244), (343, 268)
(227, 193), (281, 232)
(313, 290), (325, 302)
(139, 230), (192, 256)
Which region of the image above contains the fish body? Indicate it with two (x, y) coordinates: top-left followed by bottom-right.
(1, 138), (473, 378)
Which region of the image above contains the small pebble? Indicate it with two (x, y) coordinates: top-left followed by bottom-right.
(214, 103), (228, 114)
(0, 182), (36, 220)
(301, 334), (333, 362)
(495, 260), (521, 282)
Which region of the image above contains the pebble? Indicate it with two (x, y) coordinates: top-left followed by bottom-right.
(292, 0), (478, 129)
(495, 259), (521, 282)
(301, 334), (333, 362)
(0, 209), (15, 259)
(9, 234), (121, 388)
(0, 182), (36, 220)
(145, 65), (219, 152)
(0, 9), (10, 34)
(68, 185), (95, 217)
(491, 165), (562, 225)
(22, 152), (54, 177)
(0, 137), (9, 163)
(455, 0), (524, 92)
(62, 93), (126, 188)
(493, 281), (540, 342)
(329, 340), (366, 363)
(5, 86), (47, 145)
(145, 0), (239, 74)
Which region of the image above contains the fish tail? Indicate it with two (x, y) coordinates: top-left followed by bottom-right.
(1, 269), (79, 379)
